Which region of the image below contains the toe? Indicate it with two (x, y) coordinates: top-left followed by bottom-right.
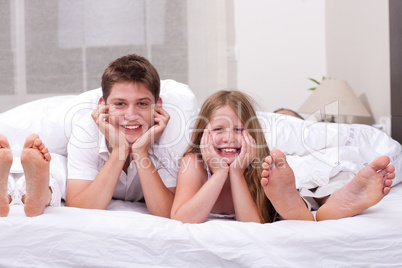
(261, 177), (269, 187)
(24, 134), (39, 149)
(0, 134), (10, 148)
(370, 156), (391, 171)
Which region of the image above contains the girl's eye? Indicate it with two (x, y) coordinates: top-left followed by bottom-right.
(235, 128), (244, 132)
(212, 128), (223, 132)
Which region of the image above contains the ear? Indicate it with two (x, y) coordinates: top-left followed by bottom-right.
(99, 96), (105, 105)
(156, 97), (162, 107)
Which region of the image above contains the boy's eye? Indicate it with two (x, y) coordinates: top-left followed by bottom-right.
(138, 102), (150, 107)
(114, 102), (125, 107)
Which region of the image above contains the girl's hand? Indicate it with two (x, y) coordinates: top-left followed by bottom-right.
(131, 106), (170, 156)
(91, 101), (129, 158)
(230, 130), (256, 175)
(200, 129), (229, 175)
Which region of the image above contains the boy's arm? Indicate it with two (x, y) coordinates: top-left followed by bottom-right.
(66, 105), (129, 209)
(66, 149), (127, 209)
(134, 153), (175, 218)
(131, 105), (175, 217)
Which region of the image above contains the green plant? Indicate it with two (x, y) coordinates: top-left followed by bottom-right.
(308, 76), (326, 90)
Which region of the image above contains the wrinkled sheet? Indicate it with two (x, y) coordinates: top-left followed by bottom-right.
(1, 183), (402, 267)
(258, 112), (402, 189)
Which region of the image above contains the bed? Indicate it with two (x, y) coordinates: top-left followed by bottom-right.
(1, 80), (402, 267)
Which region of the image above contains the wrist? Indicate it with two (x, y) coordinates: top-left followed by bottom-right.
(131, 151), (150, 163)
(111, 147), (129, 161)
(230, 166), (245, 174)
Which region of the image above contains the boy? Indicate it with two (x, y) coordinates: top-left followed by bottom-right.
(66, 54), (184, 218)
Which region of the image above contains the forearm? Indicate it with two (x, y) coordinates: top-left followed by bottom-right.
(171, 173), (227, 223)
(134, 154), (176, 218)
(66, 152), (125, 209)
(230, 172), (261, 223)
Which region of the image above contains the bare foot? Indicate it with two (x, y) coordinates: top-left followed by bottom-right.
(261, 149), (314, 221)
(21, 134), (52, 217)
(0, 134), (12, 217)
(316, 156), (395, 221)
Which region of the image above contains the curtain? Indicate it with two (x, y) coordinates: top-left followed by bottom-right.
(0, 0), (235, 112)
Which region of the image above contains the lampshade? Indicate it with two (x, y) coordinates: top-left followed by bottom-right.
(298, 79), (371, 117)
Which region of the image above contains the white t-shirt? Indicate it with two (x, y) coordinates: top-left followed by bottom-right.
(67, 80), (198, 202)
(68, 112), (182, 201)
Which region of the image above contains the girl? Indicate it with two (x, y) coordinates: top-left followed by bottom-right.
(171, 90), (275, 223)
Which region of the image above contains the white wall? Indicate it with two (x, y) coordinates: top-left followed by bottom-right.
(325, 0), (390, 125)
(234, 0), (326, 113)
(234, 0), (390, 127)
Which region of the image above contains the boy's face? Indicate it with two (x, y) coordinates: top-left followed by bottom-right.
(105, 82), (156, 144)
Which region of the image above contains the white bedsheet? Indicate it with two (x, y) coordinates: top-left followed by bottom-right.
(1, 183), (402, 267)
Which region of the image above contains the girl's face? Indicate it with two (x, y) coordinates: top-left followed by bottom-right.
(105, 82), (155, 144)
(208, 105), (244, 164)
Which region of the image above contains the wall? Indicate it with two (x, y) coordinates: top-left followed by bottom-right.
(325, 0), (390, 126)
(234, 0), (391, 128)
(234, 0), (326, 113)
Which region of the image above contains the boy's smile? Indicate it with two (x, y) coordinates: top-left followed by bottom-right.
(105, 82), (156, 144)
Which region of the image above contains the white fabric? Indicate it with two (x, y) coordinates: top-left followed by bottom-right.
(257, 112), (402, 189)
(67, 80), (198, 201)
(1, 183), (401, 267)
(68, 112), (177, 201)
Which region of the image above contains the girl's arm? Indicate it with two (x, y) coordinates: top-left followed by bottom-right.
(170, 153), (228, 223)
(229, 131), (261, 223)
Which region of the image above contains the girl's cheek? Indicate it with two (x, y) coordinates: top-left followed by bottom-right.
(211, 132), (220, 145)
(235, 133), (243, 143)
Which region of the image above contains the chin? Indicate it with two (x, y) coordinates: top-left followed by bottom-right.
(125, 135), (141, 144)
(223, 156), (237, 165)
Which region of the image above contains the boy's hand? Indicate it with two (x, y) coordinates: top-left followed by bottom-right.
(92, 102), (129, 158)
(131, 106), (170, 156)
(200, 129), (229, 175)
(230, 130), (256, 175)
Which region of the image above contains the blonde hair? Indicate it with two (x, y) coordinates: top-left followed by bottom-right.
(186, 90), (275, 223)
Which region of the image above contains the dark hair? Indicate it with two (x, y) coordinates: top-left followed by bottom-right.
(273, 108), (304, 119)
(101, 54), (160, 102)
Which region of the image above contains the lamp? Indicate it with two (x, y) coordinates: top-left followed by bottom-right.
(298, 79), (371, 121)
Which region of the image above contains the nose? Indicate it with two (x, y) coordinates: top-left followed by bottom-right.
(124, 104), (138, 121)
(222, 129), (234, 142)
